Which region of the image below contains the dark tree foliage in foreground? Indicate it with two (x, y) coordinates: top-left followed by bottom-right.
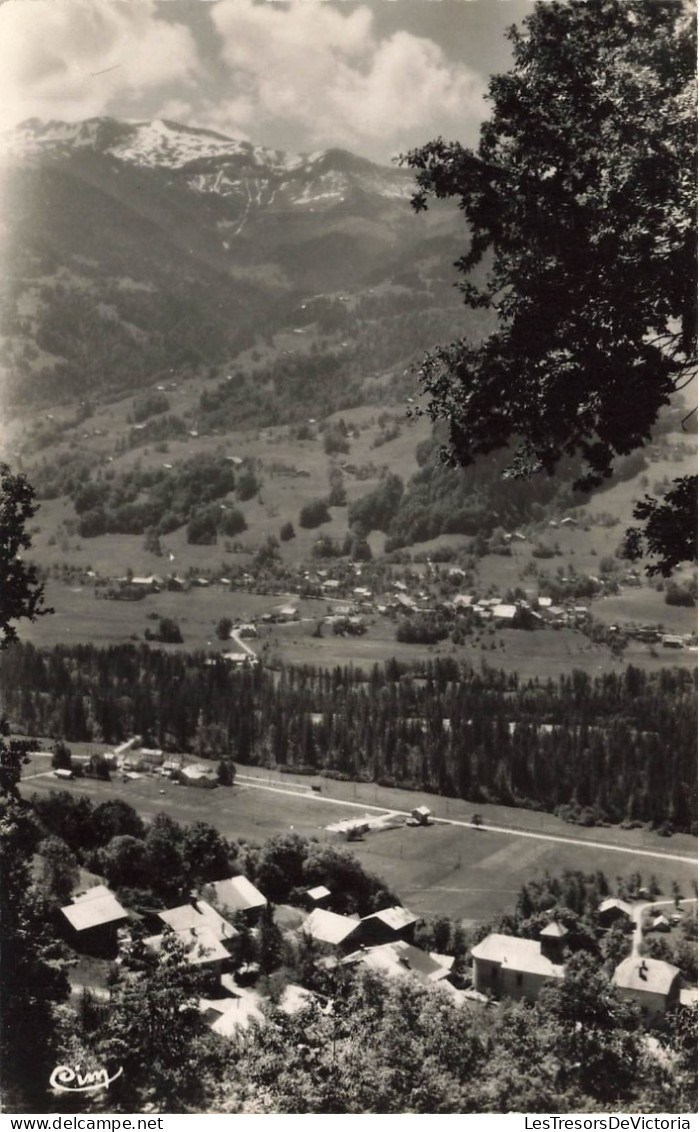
(0, 465), (69, 1111)
(402, 0), (696, 574)
(0, 462), (51, 647)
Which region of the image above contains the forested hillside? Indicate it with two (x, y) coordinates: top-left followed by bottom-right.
(4, 645), (696, 832)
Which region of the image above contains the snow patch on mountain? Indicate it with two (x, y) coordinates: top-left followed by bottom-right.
(1, 116), (413, 205)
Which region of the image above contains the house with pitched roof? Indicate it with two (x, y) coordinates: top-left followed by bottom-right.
(471, 930), (565, 1002)
(598, 898), (634, 927)
(207, 876), (267, 922)
(60, 885), (129, 954)
(342, 941), (452, 986)
(158, 899), (239, 955)
(357, 905), (419, 947)
(144, 924), (231, 976)
(304, 885), (332, 910)
(613, 957), (681, 1017)
(300, 908), (362, 953)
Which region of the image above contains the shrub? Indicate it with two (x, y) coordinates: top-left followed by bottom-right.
(280, 521), (296, 542)
(299, 499), (331, 529)
(146, 617), (183, 644)
(187, 508), (219, 545)
(219, 508), (247, 537)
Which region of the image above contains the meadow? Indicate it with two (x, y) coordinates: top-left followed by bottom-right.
(22, 754), (697, 925)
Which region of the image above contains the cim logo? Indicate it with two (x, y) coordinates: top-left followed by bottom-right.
(49, 1064), (123, 1093)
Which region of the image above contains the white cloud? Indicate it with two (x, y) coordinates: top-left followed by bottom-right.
(0, 0), (487, 161)
(0, 1), (200, 131)
(209, 0), (485, 157)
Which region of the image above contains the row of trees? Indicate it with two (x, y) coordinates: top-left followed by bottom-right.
(3, 643), (696, 831)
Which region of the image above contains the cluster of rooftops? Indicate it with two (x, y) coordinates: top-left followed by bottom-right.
(61, 871), (695, 1032)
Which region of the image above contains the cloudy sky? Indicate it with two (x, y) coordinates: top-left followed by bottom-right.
(0, 0), (535, 163)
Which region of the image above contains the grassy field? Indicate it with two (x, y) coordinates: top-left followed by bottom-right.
(22, 754), (696, 925)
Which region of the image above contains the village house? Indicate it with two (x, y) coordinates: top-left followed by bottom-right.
(358, 905), (419, 947)
(597, 898), (634, 927)
(612, 956), (681, 1017)
(304, 885), (332, 910)
(471, 927), (566, 1002)
(144, 924), (231, 976)
(341, 941), (453, 989)
(158, 899), (240, 956)
(492, 603), (518, 623)
(60, 885), (129, 955)
(202, 987), (264, 1035)
(409, 805), (432, 826)
(300, 907), (362, 953)
(178, 763), (218, 788)
(207, 875), (267, 922)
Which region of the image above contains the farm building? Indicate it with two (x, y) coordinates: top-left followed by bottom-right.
(651, 914), (671, 932)
(158, 899), (239, 954)
(207, 876), (267, 921)
(178, 763), (218, 788)
(304, 885), (332, 909)
(471, 932), (565, 1002)
(492, 604), (518, 623)
(300, 908), (362, 953)
(122, 748), (164, 771)
(61, 885), (129, 954)
(144, 925), (230, 975)
(612, 957), (681, 1017)
(342, 941), (453, 988)
(358, 905), (419, 947)
(274, 603), (300, 622)
(326, 816), (371, 839)
(597, 898), (634, 927)
(410, 805), (432, 826)
(203, 989), (264, 1035)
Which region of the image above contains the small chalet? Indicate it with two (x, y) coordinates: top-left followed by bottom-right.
(358, 905), (418, 947)
(61, 885), (129, 954)
(208, 876), (267, 922)
(300, 908), (361, 953)
(597, 898), (634, 927)
(342, 941), (452, 988)
(410, 805), (432, 826)
(144, 926), (230, 975)
(304, 885), (332, 910)
(471, 932), (565, 1002)
(651, 915), (671, 933)
(613, 956), (681, 1017)
(158, 899), (239, 956)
